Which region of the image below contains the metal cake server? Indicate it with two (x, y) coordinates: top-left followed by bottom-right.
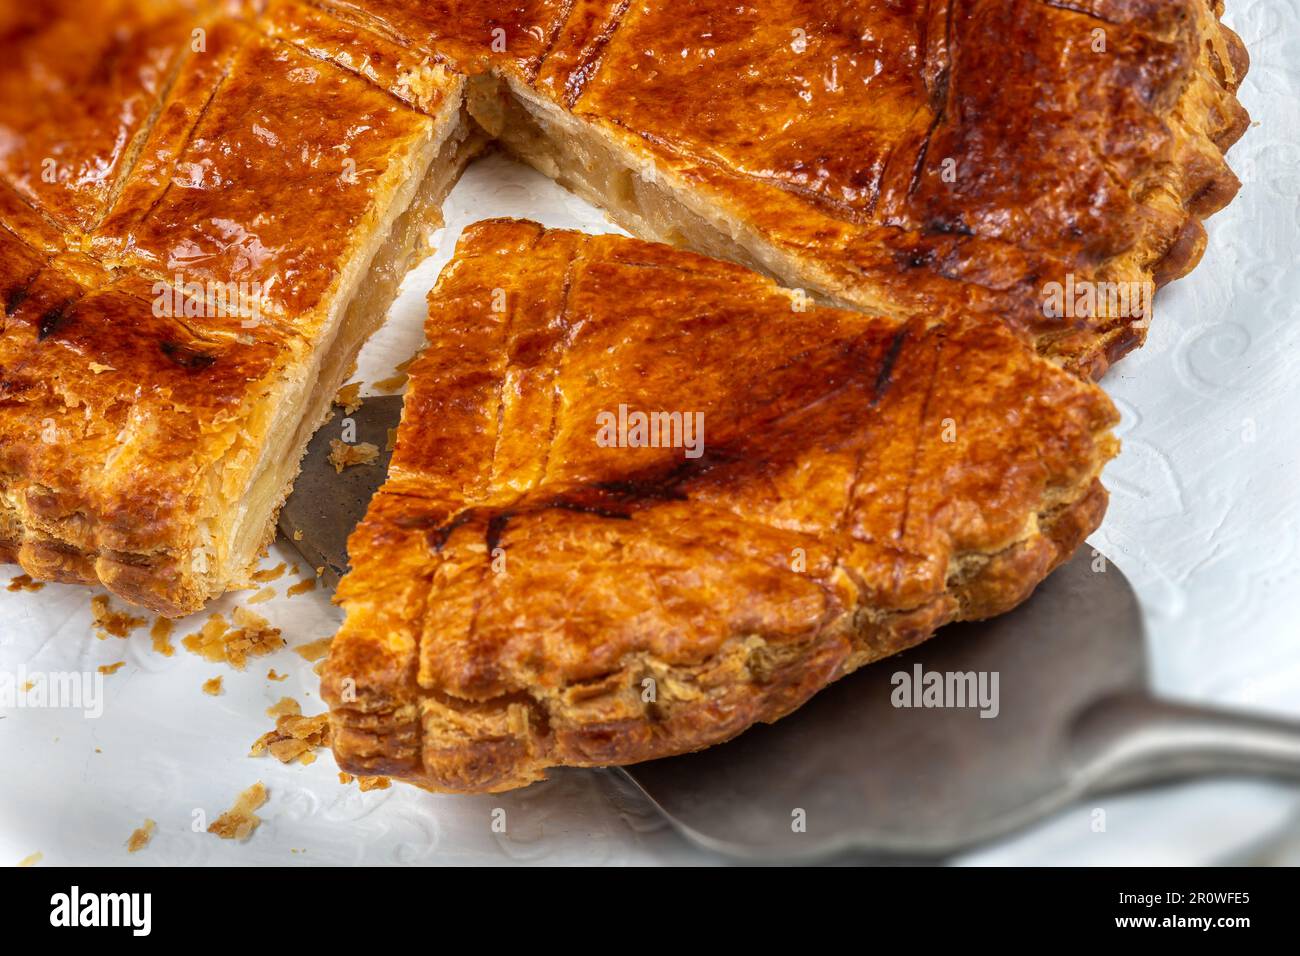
(282, 396), (1300, 861)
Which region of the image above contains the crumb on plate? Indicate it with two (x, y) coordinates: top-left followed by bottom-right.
(207, 783), (268, 841)
(333, 381), (363, 414)
(126, 819), (156, 853)
(286, 578), (316, 597)
(251, 563), (286, 583)
(294, 637), (332, 662)
(251, 707), (331, 765)
(182, 608), (283, 670)
(91, 595), (146, 639)
(150, 617), (175, 657)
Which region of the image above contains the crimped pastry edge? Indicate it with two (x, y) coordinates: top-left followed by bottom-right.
(328, 472), (1115, 793)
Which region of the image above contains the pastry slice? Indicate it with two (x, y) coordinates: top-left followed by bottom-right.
(455, 0), (1249, 378)
(0, 3), (482, 614)
(324, 219), (1120, 793)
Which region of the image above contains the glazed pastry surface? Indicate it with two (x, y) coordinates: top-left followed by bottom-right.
(324, 219), (1120, 792)
(0, 0), (464, 613)
(334, 0), (1249, 376)
(0, 1), (1248, 616)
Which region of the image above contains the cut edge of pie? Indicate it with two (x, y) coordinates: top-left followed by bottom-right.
(212, 105), (487, 605)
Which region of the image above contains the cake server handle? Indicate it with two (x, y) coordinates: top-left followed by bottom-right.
(1070, 691), (1300, 793)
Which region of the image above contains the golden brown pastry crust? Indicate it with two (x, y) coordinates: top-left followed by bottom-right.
(0, 0), (205, 236)
(1, 0), (1249, 614)
(447, 0), (1250, 379)
(0, 1), (463, 614)
(323, 219), (1120, 792)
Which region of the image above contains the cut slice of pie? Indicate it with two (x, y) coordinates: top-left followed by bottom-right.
(0, 1), (482, 614)
(323, 219), (1121, 792)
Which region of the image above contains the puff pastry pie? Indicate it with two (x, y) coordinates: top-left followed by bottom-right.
(324, 219), (1120, 792)
(1, 0), (1248, 618)
(0, 0), (482, 614)
(409, 0), (1247, 377)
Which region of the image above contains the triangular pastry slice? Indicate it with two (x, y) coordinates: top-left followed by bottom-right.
(324, 219), (1120, 792)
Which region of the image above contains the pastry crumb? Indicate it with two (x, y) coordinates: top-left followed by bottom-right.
(292, 529), (303, 541)
(328, 439), (379, 473)
(91, 595), (146, 639)
(374, 356), (414, 393)
(202, 676), (224, 696)
(294, 637), (333, 662)
(339, 772), (390, 791)
(182, 608), (283, 670)
(7, 574), (44, 592)
(17, 852), (42, 867)
(126, 819), (156, 853)
(247, 586), (276, 605)
(150, 617), (175, 657)
(207, 783), (267, 841)
(334, 381), (363, 414)
(266, 668), (288, 682)
(286, 578), (316, 597)
(251, 706), (331, 765)
(251, 562), (286, 583)
(385, 427), (397, 452)
(266, 696), (301, 718)
(97, 662), (125, 676)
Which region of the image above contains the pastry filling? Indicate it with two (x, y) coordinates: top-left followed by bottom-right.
(210, 110), (485, 592)
(467, 74), (851, 310)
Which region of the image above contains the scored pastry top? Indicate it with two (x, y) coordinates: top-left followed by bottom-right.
(0, 0), (1249, 618)
(0, 0), (459, 614)
(0, 0), (204, 234)
(325, 219), (1120, 792)
(330, 0), (1250, 377)
(90, 14), (440, 332)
